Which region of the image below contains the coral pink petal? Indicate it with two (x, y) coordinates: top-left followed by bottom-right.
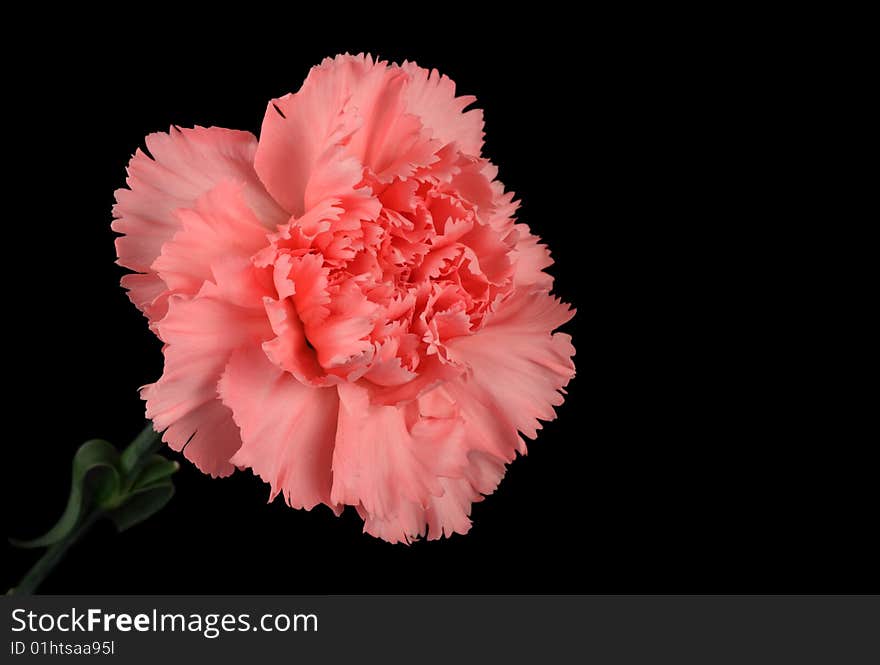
(341, 67), (440, 183)
(303, 148), (381, 226)
(120, 273), (169, 322)
(330, 382), (467, 522)
(254, 54), (374, 216)
(440, 381), (524, 462)
(157, 400), (241, 478)
(367, 355), (465, 407)
(310, 313), (375, 369)
(398, 61), (485, 157)
(113, 127), (285, 320)
(284, 253), (331, 327)
(459, 221), (516, 285)
(445, 291), (576, 440)
(149, 181), (269, 289)
(143, 293), (272, 474)
(152, 181), (274, 297)
(425, 450), (508, 539)
(362, 450), (506, 543)
(256, 54), (437, 216)
(363, 338), (419, 387)
(262, 298), (329, 386)
(205, 256), (275, 309)
(512, 224), (555, 289)
(307, 282), (378, 369)
(220, 345), (340, 510)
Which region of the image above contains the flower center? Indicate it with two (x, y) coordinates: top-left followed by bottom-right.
(264, 169), (515, 387)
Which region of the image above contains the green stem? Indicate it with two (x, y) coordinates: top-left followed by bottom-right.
(7, 423), (163, 596)
(8, 511), (102, 595)
(120, 423), (163, 481)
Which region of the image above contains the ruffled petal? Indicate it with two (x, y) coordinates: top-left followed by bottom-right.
(440, 380), (525, 462)
(262, 297), (329, 386)
(342, 66), (440, 183)
(113, 126), (285, 320)
(156, 400), (241, 478)
(270, 254), (379, 377)
(119, 273), (168, 322)
(255, 53), (438, 215)
(254, 54), (375, 216)
(219, 345), (340, 510)
(152, 180), (273, 297)
(426, 450), (507, 539)
(307, 281), (378, 370)
(303, 147), (381, 227)
(143, 293), (272, 475)
(398, 61), (485, 157)
(330, 382), (467, 523)
(445, 290), (575, 440)
(348, 385), (507, 544)
(512, 224), (554, 289)
(361, 450), (507, 543)
(280, 252), (331, 327)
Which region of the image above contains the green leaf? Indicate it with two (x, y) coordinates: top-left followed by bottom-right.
(10, 440), (122, 549)
(108, 481), (175, 532)
(130, 455), (179, 491)
(119, 425), (162, 476)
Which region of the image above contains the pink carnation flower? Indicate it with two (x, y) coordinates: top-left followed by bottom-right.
(113, 54), (575, 543)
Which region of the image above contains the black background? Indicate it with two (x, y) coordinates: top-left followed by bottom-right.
(3, 26), (875, 594)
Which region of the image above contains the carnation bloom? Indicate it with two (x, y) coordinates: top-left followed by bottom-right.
(113, 54), (575, 543)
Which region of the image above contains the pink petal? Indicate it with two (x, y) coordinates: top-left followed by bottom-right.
(114, 126), (285, 321)
(398, 61), (485, 157)
(310, 313), (376, 369)
(512, 224), (555, 289)
(262, 248), (371, 385)
(152, 181), (273, 297)
(205, 256), (275, 309)
(366, 354), (466, 407)
(220, 345), (340, 510)
(119, 272), (168, 322)
(443, 157), (496, 211)
(361, 450), (507, 543)
(303, 147), (381, 227)
(330, 382), (467, 522)
(363, 337), (419, 387)
(342, 68), (440, 183)
(155, 400), (240, 478)
(255, 54), (437, 217)
(445, 290), (576, 440)
(358, 381), (517, 543)
(282, 252), (331, 327)
(307, 281), (378, 369)
(254, 54), (375, 216)
(459, 220), (516, 286)
(262, 297), (328, 386)
(143, 293), (272, 475)
(426, 451), (508, 540)
(440, 380), (525, 462)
